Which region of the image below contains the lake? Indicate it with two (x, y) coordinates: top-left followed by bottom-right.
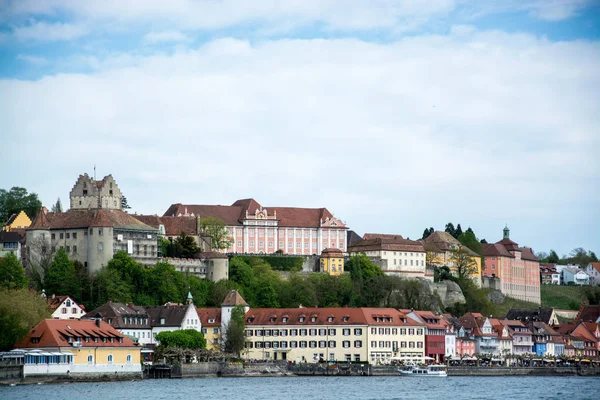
(1, 376), (598, 400)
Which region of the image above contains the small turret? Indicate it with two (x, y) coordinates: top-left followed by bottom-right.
(503, 224), (510, 239)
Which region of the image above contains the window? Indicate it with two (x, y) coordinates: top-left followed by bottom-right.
(66, 246), (71, 253)
(52, 233), (56, 240)
(73, 232), (77, 239)
(354, 328), (362, 335)
(108, 354), (113, 364)
(343, 341), (351, 348)
(60, 233), (64, 239)
(392, 328), (397, 335)
(62, 308), (67, 314)
(354, 340), (362, 348)
(72, 308), (77, 313)
(416, 329), (423, 335)
(319, 341), (326, 348)
(290, 329), (298, 336)
(237, 240), (242, 247)
(319, 329), (326, 336)
(98, 242), (103, 251)
(288, 242), (293, 248)
(328, 341), (336, 348)
(66, 232), (70, 239)
(409, 342), (415, 348)
(73, 245), (77, 253)
(127, 354), (132, 364)
(371, 327), (376, 334)
(371, 341), (377, 348)
(401, 341), (407, 348)
(309, 341), (317, 348)
(300, 329), (307, 336)
(354, 354), (361, 362)
(309, 329), (317, 336)
(88, 355), (93, 364)
(408, 329), (414, 335)
(98, 228), (103, 235)
(300, 341), (307, 348)
(328, 329), (336, 336)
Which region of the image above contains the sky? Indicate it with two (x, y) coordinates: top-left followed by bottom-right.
(0, 0), (599, 257)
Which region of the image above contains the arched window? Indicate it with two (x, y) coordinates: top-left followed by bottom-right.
(66, 299), (71, 307)
(108, 354), (113, 364)
(87, 355), (93, 364)
(126, 354), (132, 364)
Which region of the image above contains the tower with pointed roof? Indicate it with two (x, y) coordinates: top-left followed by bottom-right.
(220, 290), (249, 349)
(503, 225), (510, 239)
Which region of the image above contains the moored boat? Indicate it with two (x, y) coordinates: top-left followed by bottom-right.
(398, 362), (447, 376)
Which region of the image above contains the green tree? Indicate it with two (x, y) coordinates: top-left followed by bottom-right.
(148, 261), (185, 305)
(458, 230), (482, 255)
(454, 224), (463, 239)
(444, 222), (456, 238)
(347, 254), (383, 280)
(107, 251), (146, 294)
(0, 288), (51, 351)
(0, 253), (28, 289)
(90, 267), (134, 307)
(224, 305), (246, 357)
(173, 232), (200, 258)
(570, 248), (591, 268)
(45, 248), (77, 296)
(449, 247), (478, 280)
(255, 278), (280, 307)
(121, 195), (131, 210)
(50, 198), (63, 213)
(590, 251), (598, 263)
(422, 227), (434, 239)
(0, 187), (43, 223)
(198, 217), (231, 250)
(159, 237), (170, 257)
(156, 329), (206, 349)
(278, 273), (317, 308)
(229, 257), (254, 288)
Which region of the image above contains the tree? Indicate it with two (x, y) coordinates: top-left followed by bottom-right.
(590, 251), (599, 263)
(156, 329), (206, 349)
(159, 237), (170, 257)
(480, 239), (488, 244)
(50, 198), (63, 213)
(454, 224), (463, 239)
(0, 253), (28, 289)
(224, 305), (246, 357)
(422, 227), (434, 240)
(444, 222), (456, 238)
(24, 235), (53, 290)
(198, 217), (231, 250)
(0, 288), (51, 351)
(0, 187), (42, 223)
(147, 261), (185, 305)
(229, 257), (254, 288)
(449, 247), (478, 280)
(173, 232), (200, 258)
(570, 248), (590, 268)
(121, 195), (131, 210)
(458, 230), (482, 255)
(45, 248), (77, 296)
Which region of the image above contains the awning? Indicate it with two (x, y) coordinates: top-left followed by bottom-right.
(461, 356), (477, 361)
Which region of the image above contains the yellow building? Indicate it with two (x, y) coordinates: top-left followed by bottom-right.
(3, 210), (31, 231)
(197, 307), (222, 351)
(320, 248), (345, 276)
(15, 318), (142, 378)
(422, 231), (482, 284)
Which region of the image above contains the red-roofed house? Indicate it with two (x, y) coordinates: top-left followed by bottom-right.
(14, 318), (141, 378)
(242, 307), (425, 364)
(482, 226), (541, 304)
(403, 310), (447, 362)
(46, 294), (86, 320)
(163, 199), (347, 255)
(585, 262), (600, 285)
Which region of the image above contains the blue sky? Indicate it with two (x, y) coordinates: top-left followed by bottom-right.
(1, 0), (599, 257)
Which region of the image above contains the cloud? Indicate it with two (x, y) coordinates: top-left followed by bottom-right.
(143, 30), (190, 44)
(16, 54), (49, 65)
(12, 21), (89, 42)
(526, 0), (592, 21)
(1, 31), (599, 253)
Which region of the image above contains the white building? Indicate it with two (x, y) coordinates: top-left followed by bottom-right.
(45, 294), (86, 320)
(585, 262), (600, 285)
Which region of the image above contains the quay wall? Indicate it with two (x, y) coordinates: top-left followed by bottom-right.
(448, 367), (600, 376)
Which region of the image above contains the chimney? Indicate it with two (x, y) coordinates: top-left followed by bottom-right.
(95, 319), (101, 328)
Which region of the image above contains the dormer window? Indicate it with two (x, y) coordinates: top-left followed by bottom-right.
(208, 319), (215, 324)
(270, 317), (276, 323)
(282, 317), (288, 323)
(343, 316), (349, 322)
(311, 316), (317, 322)
(247, 317), (254, 323)
(299, 317), (305, 322)
(327, 317), (334, 322)
(160, 318), (165, 325)
(66, 299), (71, 307)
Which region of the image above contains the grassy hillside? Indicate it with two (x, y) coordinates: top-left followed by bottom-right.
(540, 285), (586, 310)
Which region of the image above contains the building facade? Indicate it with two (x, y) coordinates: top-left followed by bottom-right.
(46, 294), (86, 320)
(14, 319), (141, 378)
(348, 235), (430, 280)
(163, 199), (347, 255)
(482, 226), (541, 304)
(421, 231), (482, 285)
(319, 247), (345, 276)
(585, 262), (600, 285)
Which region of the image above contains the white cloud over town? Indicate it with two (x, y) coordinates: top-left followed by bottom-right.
(1, 23), (599, 254)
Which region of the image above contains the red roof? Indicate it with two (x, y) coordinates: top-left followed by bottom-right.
(196, 308), (221, 327)
(589, 262), (600, 274)
(47, 295), (84, 311)
(29, 209), (156, 231)
(15, 319), (137, 348)
(348, 237), (425, 253)
(221, 290), (248, 307)
(363, 233), (403, 240)
(163, 199), (345, 229)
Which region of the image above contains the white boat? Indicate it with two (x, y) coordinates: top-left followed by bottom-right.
(398, 362), (447, 376)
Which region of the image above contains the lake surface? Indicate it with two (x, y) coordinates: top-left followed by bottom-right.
(2, 376), (598, 400)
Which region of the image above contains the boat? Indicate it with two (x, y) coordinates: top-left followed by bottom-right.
(398, 362), (447, 376)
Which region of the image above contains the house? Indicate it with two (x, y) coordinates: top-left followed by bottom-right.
(145, 298), (202, 343)
(319, 247), (345, 276)
(490, 319), (513, 357)
(163, 199), (348, 255)
(458, 313), (499, 355)
(540, 263), (560, 285)
(220, 290), (250, 348)
(242, 307), (426, 364)
(26, 174), (159, 274)
(505, 308), (560, 326)
(13, 319), (141, 379)
(561, 267), (590, 286)
(527, 321), (564, 357)
(482, 226), (541, 304)
(421, 231), (482, 285)
(347, 235), (430, 280)
(2, 210), (31, 231)
(497, 320), (533, 355)
(83, 301), (151, 345)
(574, 303), (600, 324)
(133, 214), (212, 253)
(196, 308), (222, 351)
(586, 262), (600, 285)
(441, 314), (472, 359)
(557, 322), (598, 359)
(45, 294), (86, 320)
(402, 310), (447, 362)
(0, 231), (22, 259)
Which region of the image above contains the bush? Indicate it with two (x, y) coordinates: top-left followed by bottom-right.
(234, 255), (303, 272)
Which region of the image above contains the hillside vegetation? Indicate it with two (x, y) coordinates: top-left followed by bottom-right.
(540, 285), (587, 310)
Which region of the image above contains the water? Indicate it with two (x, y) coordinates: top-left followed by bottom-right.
(1, 376), (599, 400)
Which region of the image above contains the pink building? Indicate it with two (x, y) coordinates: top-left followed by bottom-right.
(163, 198), (347, 255)
(482, 226), (541, 304)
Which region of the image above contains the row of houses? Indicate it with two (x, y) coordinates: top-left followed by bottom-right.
(16, 290), (599, 373)
(540, 262), (600, 286)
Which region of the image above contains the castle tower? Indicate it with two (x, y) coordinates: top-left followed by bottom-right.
(70, 173), (122, 210)
(503, 225), (510, 239)
(220, 290), (249, 349)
